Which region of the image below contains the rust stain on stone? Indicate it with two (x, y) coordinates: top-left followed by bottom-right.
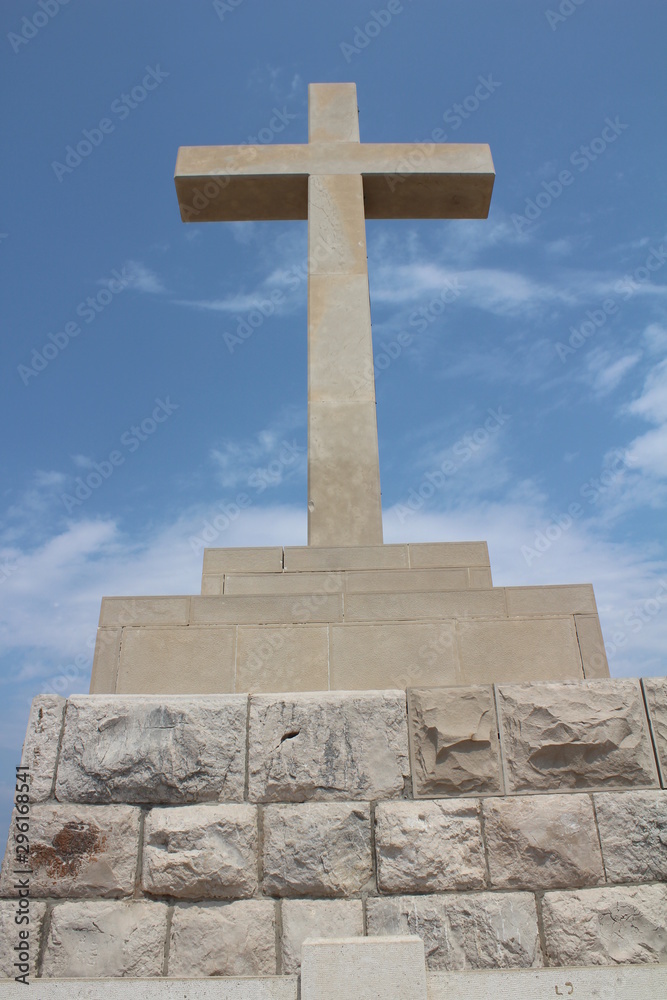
(32, 822), (107, 879)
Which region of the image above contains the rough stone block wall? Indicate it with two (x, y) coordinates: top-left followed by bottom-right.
(1, 678), (666, 979)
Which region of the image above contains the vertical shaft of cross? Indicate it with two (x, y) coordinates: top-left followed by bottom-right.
(307, 84), (383, 546)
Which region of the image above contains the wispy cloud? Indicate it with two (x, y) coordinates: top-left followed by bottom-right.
(118, 260), (165, 294)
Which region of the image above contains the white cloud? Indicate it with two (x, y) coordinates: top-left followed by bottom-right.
(626, 359), (667, 423)
(209, 410), (306, 489)
(120, 260), (165, 294)
(625, 424), (667, 479)
(585, 350), (642, 396)
(643, 323), (667, 354)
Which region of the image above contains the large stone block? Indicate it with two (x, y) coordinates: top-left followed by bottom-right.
(459, 618), (584, 683)
(41, 900), (168, 977)
(168, 900), (277, 977)
(542, 885), (667, 966)
(330, 623), (460, 690)
(643, 677), (667, 785)
(262, 802), (372, 897)
(56, 695), (247, 804)
(190, 594), (342, 624)
(375, 800), (486, 892)
(116, 626), (236, 694)
(594, 790), (667, 882)
(366, 893), (542, 970)
(0, 984), (298, 999)
(344, 589), (505, 621)
(283, 545), (409, 571)
(0, 804), (140, 898)
(301, 937), (427, 1000)
(236, 626), (328, 692)
(483, 794), (604, 890)
(0, 900), (46, 980)
(469, 567), (493, 588)
(428, 966), (667, 1000)
(247, 691), (409, 801)
(100, 597), (190, 627)
(345, 569), (469, 594)
(281, 899), (364, 973)
(201, 574), (223, 595)
(225, 572), (343, 595)
(203, 546), (284, 574)
(408, 542), (489, 568)
(575, 615), (610, 678)
(408, 686), (503, 797)
(496, 680), (658, 792)
(90, 628), (121, 693)
(142, 804), (258, 898)
(505, 585), (597, 616)
(19, 695), (66, 801)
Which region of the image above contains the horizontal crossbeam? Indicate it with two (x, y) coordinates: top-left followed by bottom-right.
(174, 142), (494, 221)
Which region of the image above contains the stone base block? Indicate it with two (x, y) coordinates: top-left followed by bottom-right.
(301, 937), (427, 1000)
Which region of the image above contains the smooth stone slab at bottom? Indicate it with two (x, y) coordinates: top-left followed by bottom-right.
(0, 982), (297, 1000)
(428, 965), (667, 1000)
(301, 937), (427, 1000)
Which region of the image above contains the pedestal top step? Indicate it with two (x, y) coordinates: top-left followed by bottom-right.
(99, 584), (597, 627)
(202, 542), (491, 575)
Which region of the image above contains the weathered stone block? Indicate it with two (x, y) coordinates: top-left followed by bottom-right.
(20, 695), (66, 801)
(203, 546), (284, 574)
(428, 966), (667, 1000)
(168, 900), (277, 977)
(643, 677), (667, 786)
(142, 804), (257, 898)
(366, 893), (542, 970)
(483, 794), (604, 890)
(41, 900), (168, 977)
(330, 623), (460, 690)
(345, 568), (469, 593)
(575, 615), (610, 678)
(375, 800), (486, 892)
(190, 594), (342, 624)
(344, 589), (505, 621)
(262, 802), (371, 897)
(236, 626), (328, 692)
(301, 937), (427, 1000)
(225, 572), (343, 595)
(100, 597), (190, 627)
(116, 626), (236, 694)
(459, 618), (583, 683)
(248, 691), (409, 801)
(594, 790), (667, 882)
(542, 885), (667, 966)
(0, 900), (46, 980)
(505, 585), (596, 616)
(469, 567), (493, 588)
(56, 695), (247, 803)
(200, 574), (223, 595)
(0, 804), (140, 898)
(497, 679), (658, 792)
(408, 686), (502, 796)
(408, 542), (489, 568)
(90, 628), (121, 693)
(284, 545), (408, 571)
(281, 899), (364, 973)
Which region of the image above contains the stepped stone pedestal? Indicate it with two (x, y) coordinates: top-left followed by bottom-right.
(90, 542), (609, 695)
(2, 543), (666, 989)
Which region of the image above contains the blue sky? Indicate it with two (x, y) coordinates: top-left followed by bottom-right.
(1, 0), (666, 838)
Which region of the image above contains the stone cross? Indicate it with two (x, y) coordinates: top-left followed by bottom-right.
(175, 83), (494, 547)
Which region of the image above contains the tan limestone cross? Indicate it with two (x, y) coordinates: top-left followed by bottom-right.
(174, 83), (494, 547)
